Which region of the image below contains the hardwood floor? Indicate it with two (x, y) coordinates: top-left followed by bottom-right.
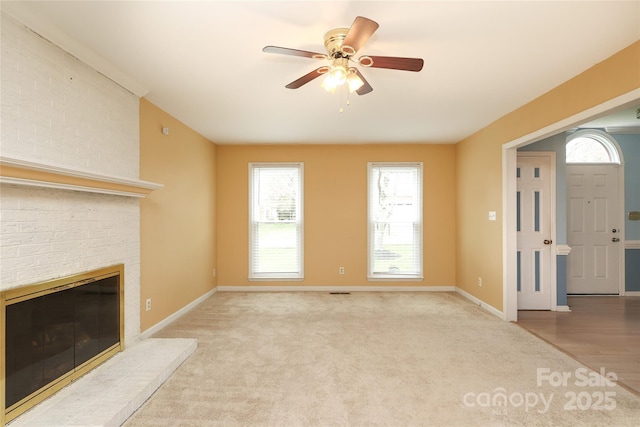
(517, 296), (640, 396)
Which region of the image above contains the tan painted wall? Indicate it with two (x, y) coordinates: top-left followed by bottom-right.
(139, 98), (217, 332)
(137, 39), (637, 327)
(456, 41), (640, 310)
(217, 144), (456, 287)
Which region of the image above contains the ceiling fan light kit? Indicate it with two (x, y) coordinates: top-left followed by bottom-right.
(263, 16), (424, 107)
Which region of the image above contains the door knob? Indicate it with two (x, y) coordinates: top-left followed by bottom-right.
(612, 229), (618, 233)
(543, 239), (552, 245)
(612, 237), (620, 242)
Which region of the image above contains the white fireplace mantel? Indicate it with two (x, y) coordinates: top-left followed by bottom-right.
(0, 156), (163, 198)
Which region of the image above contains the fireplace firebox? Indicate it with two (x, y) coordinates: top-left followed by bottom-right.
(1, 265), (124, 424)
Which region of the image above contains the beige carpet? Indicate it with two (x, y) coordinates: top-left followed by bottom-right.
(123, 292), (640, 426)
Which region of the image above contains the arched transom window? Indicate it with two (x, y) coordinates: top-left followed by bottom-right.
(566, 130), (621, 164)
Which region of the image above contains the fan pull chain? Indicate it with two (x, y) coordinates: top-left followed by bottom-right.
(338, 85), (351, 113)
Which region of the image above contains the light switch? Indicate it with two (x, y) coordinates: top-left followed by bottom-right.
(488, 211), (497, 221)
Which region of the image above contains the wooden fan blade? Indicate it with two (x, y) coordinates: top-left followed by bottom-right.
(353, 69), (373, 95)
(285, 67), (328, 89)
(342, 16), (379, 55)
(363, 56), (424, 72)
(263, 46), (326, 59)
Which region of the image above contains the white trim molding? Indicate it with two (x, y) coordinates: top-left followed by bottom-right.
(556, 305), (572, 312)
(139, 289), (217, 340)
(625, 240), (640, 249)
(625, 291), (640, 297)
(604, 126), (640, 135)
(455, 287), (505, 320)
(556, 245), (572, 256)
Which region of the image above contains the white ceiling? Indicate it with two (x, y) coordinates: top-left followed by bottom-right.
(2, 1), (639, 145)
(577, 105), (640, 132)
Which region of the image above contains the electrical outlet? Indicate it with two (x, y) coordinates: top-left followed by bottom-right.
(477, 277), (483, 287)
(212, 269), (216, 277)
(145, 298), (152, 311)
(339, 266), (345, 275)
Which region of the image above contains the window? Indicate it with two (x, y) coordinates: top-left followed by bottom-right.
(249, 163), (303, 280)
(566, 130), (621, 164)
(368, 163), (423, 279)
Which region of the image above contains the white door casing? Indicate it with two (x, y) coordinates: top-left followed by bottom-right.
(567, 164), (620, 294)
(517, 153), (555, 310)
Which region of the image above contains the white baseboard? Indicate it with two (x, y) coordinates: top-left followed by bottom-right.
(625, 291), (640, 296)
(216, 285), (456, 292)
(555, 305), (571, 312)
(140, 288), (217, 340)
(455, 287), (505, 320)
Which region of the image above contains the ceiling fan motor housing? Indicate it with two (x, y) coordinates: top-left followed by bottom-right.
(324, 28), (352, 57)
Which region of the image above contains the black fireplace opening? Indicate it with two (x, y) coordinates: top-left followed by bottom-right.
(4, 274), (120, 410)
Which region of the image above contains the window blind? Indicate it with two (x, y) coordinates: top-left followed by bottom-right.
(249, 163), (303, 279)
(368, 163), (423, 278)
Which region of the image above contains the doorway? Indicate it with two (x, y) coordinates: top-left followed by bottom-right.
(502, 90), (639, 322)
(566, 131), (623, 295)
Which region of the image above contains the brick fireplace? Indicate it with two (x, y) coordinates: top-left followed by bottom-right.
(0, 11), (160, 426)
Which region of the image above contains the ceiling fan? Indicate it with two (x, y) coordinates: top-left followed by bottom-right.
(263, 16), (424, 96)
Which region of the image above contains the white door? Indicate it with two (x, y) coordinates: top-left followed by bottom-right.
(567, 165), (620, 294)
(517, 154), (553, 310)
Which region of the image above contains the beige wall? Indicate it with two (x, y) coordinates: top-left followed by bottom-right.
(456, 41), (640, 310)
(139, 98), (217, 332)
(217, 144), (456, 287)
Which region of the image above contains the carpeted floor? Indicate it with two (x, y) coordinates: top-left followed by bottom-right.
(123, 292), (640, 426)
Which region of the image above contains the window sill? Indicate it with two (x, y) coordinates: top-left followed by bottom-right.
(367, 276), (424, 282)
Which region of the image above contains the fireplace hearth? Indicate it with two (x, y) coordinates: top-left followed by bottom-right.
(1, 265), (124, 424)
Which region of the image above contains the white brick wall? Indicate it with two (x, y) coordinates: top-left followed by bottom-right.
(0, 186), (141, 341)
(1, 13), (142, 343)
(1, 13), (139, 178)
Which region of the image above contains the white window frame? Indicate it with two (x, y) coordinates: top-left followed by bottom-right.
(367, 162), (424, 281)
(248, 162), (304, 280)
